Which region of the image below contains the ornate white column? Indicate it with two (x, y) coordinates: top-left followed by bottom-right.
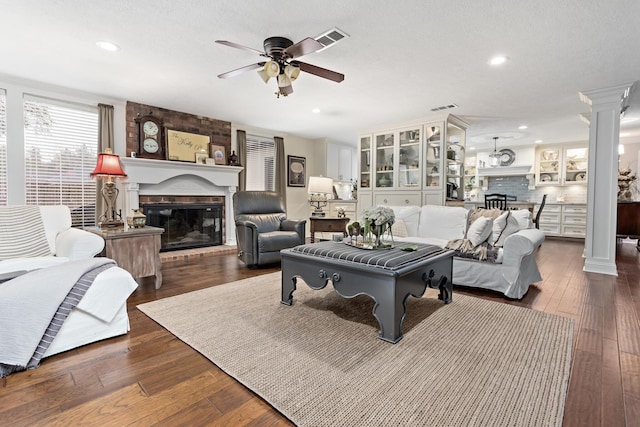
(226, 186), (237, 245)
(579, 82), (634, 276)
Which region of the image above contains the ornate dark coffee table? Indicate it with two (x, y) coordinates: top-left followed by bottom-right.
(281, 242), (453, 343)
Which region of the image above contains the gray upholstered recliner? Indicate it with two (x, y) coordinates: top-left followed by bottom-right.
(233, 191), (306, 267)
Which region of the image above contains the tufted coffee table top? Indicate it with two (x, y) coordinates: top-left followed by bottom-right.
(289, 241), (448, 271)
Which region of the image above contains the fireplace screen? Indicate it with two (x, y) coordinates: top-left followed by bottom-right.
(142, 204), (223, 251)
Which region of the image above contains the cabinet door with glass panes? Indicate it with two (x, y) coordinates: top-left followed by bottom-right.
(445, 121), (465, 200)
(536, 148), (561, 185)
(358, 134), (372, 190)
(374, 131), (395, 188)
(397, 127), (422, 189)
(464, 155), (477, 192)
(424, 123), (444, 189)
(563, 147), (588, 184)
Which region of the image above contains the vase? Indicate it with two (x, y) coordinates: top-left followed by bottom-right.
(371, 223), (389, 248)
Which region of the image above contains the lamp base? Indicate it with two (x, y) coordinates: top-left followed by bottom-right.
(100, 219), (124, 229)
(311, 211), (326, 217)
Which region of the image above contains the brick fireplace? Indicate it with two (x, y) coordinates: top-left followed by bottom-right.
(120, 157), (242, 246)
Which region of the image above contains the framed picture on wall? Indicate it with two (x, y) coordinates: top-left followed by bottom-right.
(288, 155), (306, 187)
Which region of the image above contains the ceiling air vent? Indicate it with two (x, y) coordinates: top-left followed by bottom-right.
(314, 27), (349, 52)
(430, 103), (459, 112)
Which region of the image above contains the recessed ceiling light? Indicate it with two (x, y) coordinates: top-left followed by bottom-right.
(96, 41), (119, 51)
(469, 147), (476, 150)
(489, 55), (508, 66)
(535, 139), (543, 143)
(518, 125), (528, 130)
(621, 116), (638, 124)
(311, 108), (321, 114)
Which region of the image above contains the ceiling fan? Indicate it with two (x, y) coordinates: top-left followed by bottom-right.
(215, 36), (345, 97)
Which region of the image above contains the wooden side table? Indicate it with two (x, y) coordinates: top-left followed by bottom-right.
(309, 217), (350, 243)
(88, 226), (164, 289)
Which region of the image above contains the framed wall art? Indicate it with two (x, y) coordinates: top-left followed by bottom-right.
(166, 129), (211, 162)
(210, 145), (226, 165)
(288, 155), (306, 187)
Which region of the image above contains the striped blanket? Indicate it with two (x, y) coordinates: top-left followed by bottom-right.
(0, 259), (115, 377)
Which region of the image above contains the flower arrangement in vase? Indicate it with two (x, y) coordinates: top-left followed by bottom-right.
(361, 206), (395, 249)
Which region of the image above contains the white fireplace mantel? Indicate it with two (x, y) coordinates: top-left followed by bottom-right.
(119, 157), (243, 246)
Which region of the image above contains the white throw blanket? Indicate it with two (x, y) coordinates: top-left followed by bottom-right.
(0, 258), (115, 376)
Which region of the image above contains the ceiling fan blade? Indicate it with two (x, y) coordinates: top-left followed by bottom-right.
(217, 62), (265, 79)
(296, 61), (345, 83)
(215, 40), (265, 56)
(284, 37), (324, 59)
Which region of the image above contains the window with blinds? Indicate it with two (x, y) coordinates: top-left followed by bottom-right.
(0, 89), (6, 205)
(245, 135), (275, 191)
(23, 95), (99, 227)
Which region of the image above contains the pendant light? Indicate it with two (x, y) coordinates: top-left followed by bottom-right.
(489, 136), (501, 167)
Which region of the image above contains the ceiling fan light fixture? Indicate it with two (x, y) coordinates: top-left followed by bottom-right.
(278, 73), (292, 88)
(257, 69), (271, 83)
(285, 64), (300, 81)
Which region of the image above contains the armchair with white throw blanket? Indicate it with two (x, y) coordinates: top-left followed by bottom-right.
(0, 205), (105, 275)
(0, 206), (139, 376)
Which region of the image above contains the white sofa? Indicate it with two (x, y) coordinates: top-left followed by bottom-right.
(389, 204), (545, 299)
(0, 205), (139, 370)
(0, 205), (105, 275)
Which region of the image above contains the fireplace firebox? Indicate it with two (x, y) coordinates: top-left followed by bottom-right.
(142, 203), (223, 252)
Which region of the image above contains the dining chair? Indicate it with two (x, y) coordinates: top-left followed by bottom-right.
(533, 194), (547, 229)
(484, 193), (508, 210)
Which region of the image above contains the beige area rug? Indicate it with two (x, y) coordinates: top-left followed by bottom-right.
(138, 272), (573, 426)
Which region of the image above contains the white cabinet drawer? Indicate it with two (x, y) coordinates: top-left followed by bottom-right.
(563, 205), (587, 214)
(540, 213), (561, 224)
(374, 192), (421, 206)
(563, 214), (586, 225)
(540, 224), (561, 235)
(562, 225), (586, 238)
(542, 205), (562, 213)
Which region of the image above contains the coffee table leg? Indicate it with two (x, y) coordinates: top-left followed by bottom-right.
(437, 276), (452, 304)
(281, 275), (297, 306)
(371, 293), (408, 343)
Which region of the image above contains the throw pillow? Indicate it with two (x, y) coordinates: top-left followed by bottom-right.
(489, 211), (511, 246)
(467, 216), (494, 247)
(494, 214), (520, 247)
(0, 206), (51, 260)
(391, 218), (408, 238)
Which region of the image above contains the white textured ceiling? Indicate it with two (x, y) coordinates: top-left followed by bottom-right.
(1, 0), (639, 149)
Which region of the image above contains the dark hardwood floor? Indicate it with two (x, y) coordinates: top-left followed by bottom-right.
(1, 238), (639, 426)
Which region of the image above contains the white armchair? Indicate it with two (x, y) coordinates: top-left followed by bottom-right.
(0, 205), (105, 275)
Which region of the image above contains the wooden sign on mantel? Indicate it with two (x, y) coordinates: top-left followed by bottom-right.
(166, 129), (210, 162)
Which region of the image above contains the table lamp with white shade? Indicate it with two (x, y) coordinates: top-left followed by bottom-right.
(308, 176), (334, 217)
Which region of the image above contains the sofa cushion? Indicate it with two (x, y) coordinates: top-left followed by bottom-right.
(418, 205), (467, 241)
(489, 211), (511, 246)
(391, 219), (408, 237)
(467, 217), (494, 247)
(494, 214), (520, 247)
(0, 206), (52, 260)
(510, 209), (533, 230)
(387, 205), (420, 237)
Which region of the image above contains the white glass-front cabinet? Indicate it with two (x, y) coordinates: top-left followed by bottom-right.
(563, 147), (588, 184)
(373, 126), (422, 190)
(424, 124), (442, 189)
(358, 134), (372, 190)
(535, 146), (588, 185)
(445, 121), (465, 200)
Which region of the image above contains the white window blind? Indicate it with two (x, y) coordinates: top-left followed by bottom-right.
(0, 89), (6, 205)
(245, 135), (275, 191)
(23, 95), (99, 227)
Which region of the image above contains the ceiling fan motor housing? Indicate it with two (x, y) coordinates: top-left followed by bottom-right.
(263, 37), (294, 59)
